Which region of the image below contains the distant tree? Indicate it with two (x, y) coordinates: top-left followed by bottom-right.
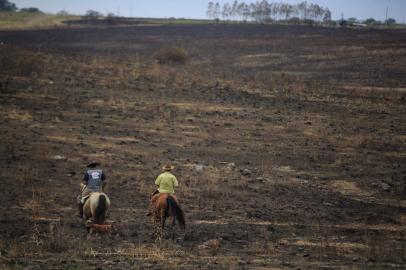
(385, 18), (396, 25)
(241, 3), (250, 21)
(206, 0), (332, 24)
(19, 7), (42, 13)
(57, 10), (70, 16)
(237, 2), (245, 20)
(339, 19), (347, 27)
(280, 3), (293, 20)
(106, 12), (116, 25)
(297, 1), (308, 20)
(222, 3), (231, 20)
(84, 9), (102, 18)
(271, 2), (280, 20)
(206, 1), (214, 19)
(347, 17), (358, 24)
(314, 4), (324, 21)
(213, 2), (221, 20)
(322, 8), (332, 23)
(258, 0), (271, 22)
(231, 0), (239, 20)
(364, 18), (377, 25)
(249, 3), (258, 21)
(290, 4), (299, 18)
(308, 3), (322, 21)
(0, 0), (17, 11)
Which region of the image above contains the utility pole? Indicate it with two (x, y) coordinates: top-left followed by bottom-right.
(385, 5), (388, 24)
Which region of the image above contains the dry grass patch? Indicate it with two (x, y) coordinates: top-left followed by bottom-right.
(2, 109), (33, 122)
(384, 152), (406, 158)
(330, 180), (372, 197)
(155, 47), (188, 65)
(0, 12), (78, 29)
(168, 102), (245, 113)
(291, 239), (367, 250)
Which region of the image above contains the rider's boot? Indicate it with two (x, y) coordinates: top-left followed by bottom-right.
(77, 203), (83, 218)
(146, 206), (153, 217)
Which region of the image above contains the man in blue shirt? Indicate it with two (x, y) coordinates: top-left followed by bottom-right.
(77, 162), (106, 218)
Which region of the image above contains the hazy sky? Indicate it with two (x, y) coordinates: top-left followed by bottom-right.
(12, 0), (406, 22)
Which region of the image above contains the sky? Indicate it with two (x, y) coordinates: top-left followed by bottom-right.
(12, 0), (406, 22)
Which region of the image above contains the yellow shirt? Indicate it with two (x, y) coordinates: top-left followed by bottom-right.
(155, 172), (178, 194)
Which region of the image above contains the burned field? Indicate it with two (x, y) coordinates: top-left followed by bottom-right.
(0, 24), (405, 269)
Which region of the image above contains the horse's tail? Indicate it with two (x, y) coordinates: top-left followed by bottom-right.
(94, 194), (107, 224)
(167, 196), (185, 230)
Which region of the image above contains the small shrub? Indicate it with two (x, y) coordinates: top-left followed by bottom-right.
(303, 19), (315, 26)
(287, 17), (301, 25)
(155, 47), (188, 65)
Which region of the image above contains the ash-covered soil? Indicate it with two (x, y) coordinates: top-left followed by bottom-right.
(0, 24), (405, 269)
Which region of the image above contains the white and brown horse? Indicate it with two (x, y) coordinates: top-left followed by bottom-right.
(83, 192), (110, 228)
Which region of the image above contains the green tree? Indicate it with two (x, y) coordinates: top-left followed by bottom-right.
(385, 18), (396, 25)
(206, 1), (214, 19)
(213, 2), (221, 20)
(364, 18), (381, 25)
(0, 0), (17, 11)
(20, 7), (42, 13)
(57, 10), (70, 16)
(347, 17), (358, 24)
(222, 3), (231, 20)
(231, 0), (239, 20)
(322, 8), (332, 23)
(242, 3), (250, 21)
(84, 9), (102, 18)
(297, 1), (308, 20)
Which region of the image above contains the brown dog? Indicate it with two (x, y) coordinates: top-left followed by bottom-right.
(87, 223), (112, 234)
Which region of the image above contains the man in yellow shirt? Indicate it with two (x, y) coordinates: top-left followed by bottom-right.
(147, 163), (179, 216)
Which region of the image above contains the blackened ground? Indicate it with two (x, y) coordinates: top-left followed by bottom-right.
(0, 24), (405, 269)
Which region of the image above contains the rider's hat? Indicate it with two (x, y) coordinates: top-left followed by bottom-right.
(162, 163), (175, 171)
(87, 162), (100, 168)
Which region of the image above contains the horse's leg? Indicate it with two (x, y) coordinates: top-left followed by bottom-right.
(153, 210), (164, 245)
(171, 222), (176, 241)
(160, 208), (166, 243)
(170, 216), (176, 240)
(153, 212), (160, 243)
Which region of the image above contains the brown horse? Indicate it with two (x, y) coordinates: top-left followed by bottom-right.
(150, 193), (185, 242)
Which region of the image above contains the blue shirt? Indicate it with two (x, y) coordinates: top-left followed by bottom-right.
(84, 169), (106, 191)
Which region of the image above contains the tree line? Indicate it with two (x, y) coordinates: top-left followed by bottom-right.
(0, 0), (42, 13)
(207, 0), (331, 23)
